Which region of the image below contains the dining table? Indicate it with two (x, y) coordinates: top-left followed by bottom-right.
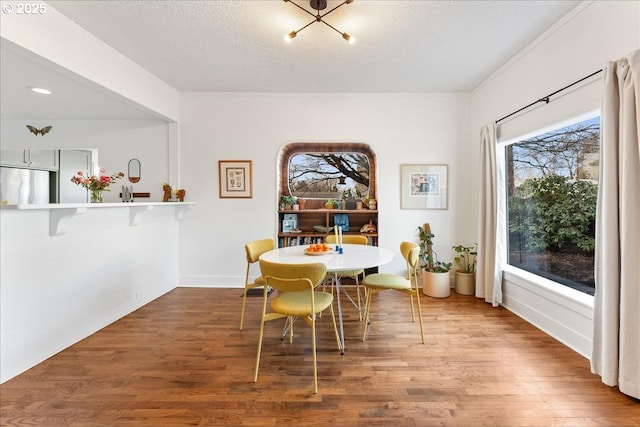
(259, 243), (394, 353)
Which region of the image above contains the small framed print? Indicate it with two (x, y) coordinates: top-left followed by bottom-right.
(219, 160), (252, 198)
(400, 164), (448, 209)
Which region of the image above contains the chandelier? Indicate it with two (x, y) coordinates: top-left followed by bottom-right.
(283, 0), (355, 43)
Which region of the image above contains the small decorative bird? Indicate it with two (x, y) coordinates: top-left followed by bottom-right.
(26, 125), (52, 136)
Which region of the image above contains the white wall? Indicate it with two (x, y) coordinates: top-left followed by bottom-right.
(177, 93), (471, 287)
(0, 206), (182, 383)
(469, 1), (640, 358)
(0, 120), (171, 202)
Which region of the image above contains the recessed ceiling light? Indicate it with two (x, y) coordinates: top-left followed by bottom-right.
(29, 87), (52, 95)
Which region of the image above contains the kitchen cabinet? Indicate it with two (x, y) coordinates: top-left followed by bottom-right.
(0, 149), (58, 170)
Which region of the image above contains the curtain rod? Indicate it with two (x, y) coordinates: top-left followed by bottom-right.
(495, 69), (603, 125)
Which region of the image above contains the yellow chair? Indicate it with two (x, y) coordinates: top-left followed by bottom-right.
(240, 238), (275, 331)
(361, 241), (425, 344)
(325, 234), (369, 320)
(255, 259), (341, 394)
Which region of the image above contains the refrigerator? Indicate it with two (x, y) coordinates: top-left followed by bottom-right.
(0, 166), (51, 205)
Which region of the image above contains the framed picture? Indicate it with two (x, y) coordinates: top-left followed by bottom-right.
(219, 160), (252, 198)
(400, 164), (448, 209)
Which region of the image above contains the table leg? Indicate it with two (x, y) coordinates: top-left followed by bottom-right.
(334, 272), (345, 354)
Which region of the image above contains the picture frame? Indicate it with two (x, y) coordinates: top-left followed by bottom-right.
(400, 164), (448, 209)
(219, 160), (252, 198)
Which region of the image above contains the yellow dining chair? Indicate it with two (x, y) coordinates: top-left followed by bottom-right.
(240, 238), (275, 331)
(255, 259), (341, 394)
(361, 241), (425, 344)
(325, 233), (369, 320)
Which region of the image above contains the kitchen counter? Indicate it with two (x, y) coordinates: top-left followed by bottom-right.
(1, 201), (195, 235)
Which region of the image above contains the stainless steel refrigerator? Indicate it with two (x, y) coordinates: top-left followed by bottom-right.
(0, 166), (51, 204)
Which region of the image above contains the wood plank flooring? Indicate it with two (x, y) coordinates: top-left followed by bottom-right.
(1, 287), (638, 426)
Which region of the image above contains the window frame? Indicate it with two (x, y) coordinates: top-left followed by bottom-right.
(497, 109), (600, 299)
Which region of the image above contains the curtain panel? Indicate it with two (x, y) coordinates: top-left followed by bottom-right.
(591, 49), (640, 400)
(477, 123), (503, 306)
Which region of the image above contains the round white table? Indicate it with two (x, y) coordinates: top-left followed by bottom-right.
(260, 243), (394, 352)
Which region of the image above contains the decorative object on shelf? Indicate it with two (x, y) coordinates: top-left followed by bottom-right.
(127, 159), (141, 183)
(163, 184), (186, 202)
(360, 219), (376, 233)
(71, 169), (124, 203)
(401, 164), (448, 210)
(334, 213), (349, 232)
(219, 160), (252, 198)
(325, 199), (338, 209)
(418, 223), (452, 298)
(283, 0), (355, 43)
(452, 243), (477, 295)
(368, 198), (377, 210)
(26, 125), (52, 136)
(281, 194), (296, 210)
(297, 198), (307, 210)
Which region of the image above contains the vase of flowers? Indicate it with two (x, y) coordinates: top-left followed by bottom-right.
(71, 169), (124, 203)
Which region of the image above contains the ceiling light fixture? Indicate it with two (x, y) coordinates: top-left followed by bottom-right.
(284, 0), (355, 43)
(29, 87), (52, 95)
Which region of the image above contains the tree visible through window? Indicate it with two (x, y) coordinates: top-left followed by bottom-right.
(506, 114), (599, 295)
(288, 153), (370, 199)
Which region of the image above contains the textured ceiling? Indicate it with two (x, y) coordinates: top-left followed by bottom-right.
(1, 1), (581, 120)
(48, 0), (581, 93)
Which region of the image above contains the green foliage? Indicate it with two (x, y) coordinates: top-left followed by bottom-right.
(509, 175), (597, 254)
(452, 244), (477, 273)
(281, 195), (296, 205)
(417, 225), (452, 273)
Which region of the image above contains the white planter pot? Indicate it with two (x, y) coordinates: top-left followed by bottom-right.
(422, 271), (450, 298)
(454, 271), (475, 295)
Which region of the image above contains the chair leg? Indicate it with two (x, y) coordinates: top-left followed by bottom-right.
(240, 288), (248, 330)
(355, 276), (363, 321)
(414, 290), (425, 344)
(311, 314), (318, 394)
(362, 289), (374, 342)
(254, 290), (271, 383)
(254, 315), (266, 383)
(329, 300), (342, 352)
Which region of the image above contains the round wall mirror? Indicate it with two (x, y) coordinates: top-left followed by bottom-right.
(128, 158), (141, 183)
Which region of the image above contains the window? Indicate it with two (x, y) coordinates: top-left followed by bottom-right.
(278, 142), (377, 202)
(504, 113), (599, 295)
(288, 152), (370, 200)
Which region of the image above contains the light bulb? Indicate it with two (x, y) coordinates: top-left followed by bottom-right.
(285, 31), (297, 42)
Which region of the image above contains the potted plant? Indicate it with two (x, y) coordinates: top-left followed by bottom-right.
(281, 195), (296, 210)
(325, 199), (338, 209)
(418, 223), (452, 298)
(452, 243), (477, 295)
(355, 189), (365, 209)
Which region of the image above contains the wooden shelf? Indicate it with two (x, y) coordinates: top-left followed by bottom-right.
(277, 208), (378, 248)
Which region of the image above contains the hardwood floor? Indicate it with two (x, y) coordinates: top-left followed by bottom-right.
(1, 287), (638, 426)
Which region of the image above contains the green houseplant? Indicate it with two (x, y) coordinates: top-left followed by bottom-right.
(418, 224), (452, 298)
(452, 243), (477, 295)
(281, 195), (296, 210)
(325, 198), (338, 209)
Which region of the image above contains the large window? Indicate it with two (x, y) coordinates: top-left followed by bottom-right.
(288, 153), (370, 200)
(505, 113), (599, 295)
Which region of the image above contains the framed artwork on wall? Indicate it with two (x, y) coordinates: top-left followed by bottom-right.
(400, 164), (448, 209)
(219, 160), (252, 198)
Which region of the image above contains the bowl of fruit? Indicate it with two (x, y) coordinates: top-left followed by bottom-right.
(304, 243), (333, 255)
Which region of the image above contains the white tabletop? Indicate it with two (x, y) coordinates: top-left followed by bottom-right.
(260, 244), (394, 271)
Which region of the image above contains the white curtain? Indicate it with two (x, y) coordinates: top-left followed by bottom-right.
(591, 49), (640, 399)
(477, 123), (503, 306)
